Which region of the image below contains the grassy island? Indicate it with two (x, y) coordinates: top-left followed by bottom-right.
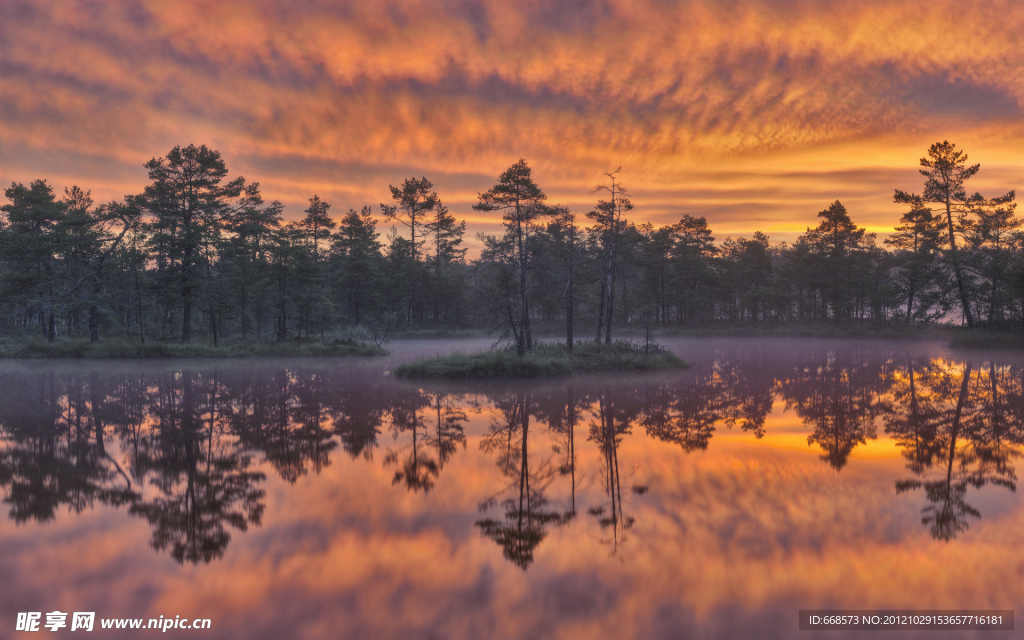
(0, 337), (388, 359)
(395, 340), (688, 379)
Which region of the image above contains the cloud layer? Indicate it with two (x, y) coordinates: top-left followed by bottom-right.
(3, 0), (1024, 243)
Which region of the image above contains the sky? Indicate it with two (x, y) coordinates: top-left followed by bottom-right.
(2, 0), (1024, 252)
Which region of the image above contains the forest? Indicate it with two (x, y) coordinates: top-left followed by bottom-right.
(0, 140), (1020, 350)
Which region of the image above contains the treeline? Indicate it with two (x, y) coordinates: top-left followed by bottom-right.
(0, 141), (1020, 345)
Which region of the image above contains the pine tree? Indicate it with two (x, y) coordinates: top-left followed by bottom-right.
(301, 195), (335, 265)
(140, 145), (249, 342)
(424, 200), (467, 324)
(885, 195), (941, 323)
(894, 142), (1013, 327)
(382, 178), (437, 323)
(0, 180), (66, 340)
(474, 159), (547, 354)
(588, 168), (631, 343)
(804, 200), (865, 323)
(332, 206), (384, 326)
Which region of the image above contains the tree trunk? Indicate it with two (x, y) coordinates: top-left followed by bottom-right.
(603, 229), (619, 344)
(517, 221), (532, 352)
(182, 297), (192, 342)
(136, 275), (145, 344)
(604, 262), (615, 344)
(278, 299), (287, 342)
(89, 306), (99, 342)
(182, 242), (194, 342)
(514, 218), (530, 354)
(209, 308), (219, 347)
(944, 200), (975, 328)
(566, 234), (574, 353)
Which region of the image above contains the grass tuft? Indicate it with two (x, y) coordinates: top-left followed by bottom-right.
(395, 340), (688, 379)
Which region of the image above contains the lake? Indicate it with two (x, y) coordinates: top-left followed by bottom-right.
(1, 338), (1021, 639)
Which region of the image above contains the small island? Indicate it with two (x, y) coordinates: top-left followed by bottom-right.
(395, 340), (688, 379)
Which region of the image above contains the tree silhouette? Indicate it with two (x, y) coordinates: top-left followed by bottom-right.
(0, 372), (138, 523)
(587, 392), (636, 552)
(777, 349), (886, 470)
(894, 141), (1016, 327)
(382, 177), (437, 323)
(802, 201), (868, 323)
(384, 388), (438, 493)
(885, 196), (942, 324)
(128, 371), (265, 563)
(473, 160), (547, 355)
(140, 144), (252, 342)
(477, 392), (567, 569)
(0, 180), (67, 341)
(894, 361), (1022, 541)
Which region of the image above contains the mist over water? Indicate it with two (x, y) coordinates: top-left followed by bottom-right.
(0, 338), (1021, 639)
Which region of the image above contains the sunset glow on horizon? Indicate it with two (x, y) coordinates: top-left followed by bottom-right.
(3, 0), (1023, 250)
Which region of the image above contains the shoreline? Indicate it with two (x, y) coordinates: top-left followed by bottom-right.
(0, 338), (388, 359)
(0, 324), (1020, 360)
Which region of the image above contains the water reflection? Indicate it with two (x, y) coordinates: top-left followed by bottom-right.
(588, 391), (636, 551)
(126, 371), (265, 564)
(778, 350), (890, 470)
(476, 392), (573, 569)
(228, 369), (337, 483)
(892, 360), (1023, 540)
(0, 372), (139, 524)
(1, 347), (1023, 571)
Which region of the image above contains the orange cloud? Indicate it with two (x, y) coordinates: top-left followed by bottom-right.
(2, 0), (1024, 246)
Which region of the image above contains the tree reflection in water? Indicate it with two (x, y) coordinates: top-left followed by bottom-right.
(776, 348), (888, 471)
(384, 389), (468, 493)
(229, 369), (337, 483)
(0, 372), (138, 523)
(1, 348), (1023, 568)
(539, 385), (583, 518)
(125, 370), (266, 564)
(892, 360), (1023, 541)
(384, 388), (437, 493)
(427, 393), (468, 473)
(885, 357), (946, 474)
(640, 370), (722, 453)
(476, 392), (569, 569)
(587, 391), (637, 552)
(0, 365), (437, 563)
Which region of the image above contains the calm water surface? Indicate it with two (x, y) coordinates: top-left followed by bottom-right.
(1, 338), (1021, 639)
